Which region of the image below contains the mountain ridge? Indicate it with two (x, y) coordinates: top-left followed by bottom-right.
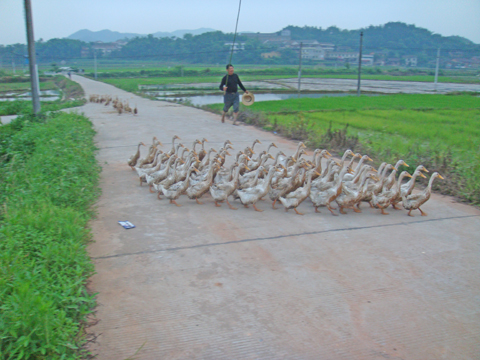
(67, 28), (217, 42)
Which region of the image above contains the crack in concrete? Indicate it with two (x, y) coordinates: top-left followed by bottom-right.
(92, 214), (479, 260)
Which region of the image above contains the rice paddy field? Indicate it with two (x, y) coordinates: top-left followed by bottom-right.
(208, 94), (480, 204)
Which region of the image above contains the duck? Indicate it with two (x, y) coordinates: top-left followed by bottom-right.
(372, 171), (412, 215)
(383, 160), (409, 191)
(310, 166), (352, 215)
(197, 138), (209, 161)
(237, 166), (279, 212)
(238, 166), (265, 190)
(186, 162), (220, 204)
(311, 149), (331, 180)
(244, 139), (261, 157)
(312, 159), (340, 190)
(167, 135), (181, 157)
(154, 158), (185, 199)
(402, 172), (444, 217)
(266, 142), (278, 153)
(327, 149), (356, 182)
(214, 161), (239, 184)
(248, 152), (275, 172)
(361, 163), (395, 207)
(335, 173), (379, 214)
(127, 142), (146, 170)
(342, 154), (372, 182)
(161, 164), (200, 207)
(265, 151), (286, 171)
(390, 165), (428, 209)
(136, 151), (168, 185)
(279, 169), (320, 215)
(146, 154), (177, 193)
(137, 144), (159, 169)
(197, 148), (217, 171)
(210, 163), (249, 209)
(268, 161), (305, 209)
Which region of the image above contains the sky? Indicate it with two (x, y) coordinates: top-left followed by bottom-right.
(1, 0), (479, 45)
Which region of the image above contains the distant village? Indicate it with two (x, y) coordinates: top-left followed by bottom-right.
(85, 29), (479, 69)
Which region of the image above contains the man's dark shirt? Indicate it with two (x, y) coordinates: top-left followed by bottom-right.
(219, 73), (246, 93)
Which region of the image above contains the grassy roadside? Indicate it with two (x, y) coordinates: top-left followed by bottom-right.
(206, 94), (480, 204)
(0, 112), (101, 358)
(0, 76), (86, 116)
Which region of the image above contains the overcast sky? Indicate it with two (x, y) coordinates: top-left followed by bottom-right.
(1, 0), (479, 45)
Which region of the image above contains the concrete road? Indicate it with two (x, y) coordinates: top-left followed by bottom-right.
(71, 75), (480, 359)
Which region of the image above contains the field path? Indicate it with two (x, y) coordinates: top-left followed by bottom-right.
(72, 74), (480, 360)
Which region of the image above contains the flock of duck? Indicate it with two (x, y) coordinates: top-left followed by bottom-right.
(127, 135), (444, 216)
(89, 94), (137, 115)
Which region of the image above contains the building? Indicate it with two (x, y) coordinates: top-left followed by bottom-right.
(301, 47), (325, 61)
(402, 55), (417, 67)
(325, 51), (359, 62)
(91, 41), (125, 56)
(224, 42), (245, 52)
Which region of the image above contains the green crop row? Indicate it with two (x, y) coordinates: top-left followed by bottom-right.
(0, 112), (101, 359)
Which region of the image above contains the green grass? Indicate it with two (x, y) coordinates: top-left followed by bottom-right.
(0, 112), (101, 359)
(207, 94), (480, 204)
(211, 94), (480, 113)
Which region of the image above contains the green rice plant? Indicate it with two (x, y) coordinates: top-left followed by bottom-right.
(0, 111), (100, 359)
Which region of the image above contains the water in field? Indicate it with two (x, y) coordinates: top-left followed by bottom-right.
(157, 92), (364, 106)
(0, 90), (61, 102)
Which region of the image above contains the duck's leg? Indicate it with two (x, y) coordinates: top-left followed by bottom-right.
(196, 198), (204, 205)
(149, 185), (155, 193)
(369, 201), (374, 208)
(391, 202), (402, 210)
(157, 193), (162, 200)
(407, 209), (414, 217)
(214, 201), (222, 207)
(139, 177), (143, 186)
(353, 205), (362, 213)
(272, 199), (278, 209)
(419, 208), (428, 216)
(253, 204), (263, 212)
(294, 208), (304, 216)
(226, 199), (237, 210)
(327, 205), (338, 216)
(315, 206), (321, 213)
(130, 166), (135, 171)
(380, 207), (389, 215)
(170, 199), (182, 207)
(339, 207), (347, 215)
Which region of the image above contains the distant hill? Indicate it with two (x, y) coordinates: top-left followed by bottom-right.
(67, 28), (217, 42)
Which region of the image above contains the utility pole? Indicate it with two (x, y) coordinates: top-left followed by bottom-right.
(94, 50), (97, 80)
(298, 42), (303, 97)
(357, 32), (363, 97)
(24, 0), (41, 115)
(434, 48), (440, 91)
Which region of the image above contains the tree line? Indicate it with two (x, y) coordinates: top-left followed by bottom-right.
(0, 22), (478, 67)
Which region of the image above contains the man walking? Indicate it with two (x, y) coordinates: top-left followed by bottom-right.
(219, 64), (248, 125)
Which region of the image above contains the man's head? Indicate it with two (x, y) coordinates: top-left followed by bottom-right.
(226, 64), (234, 75)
